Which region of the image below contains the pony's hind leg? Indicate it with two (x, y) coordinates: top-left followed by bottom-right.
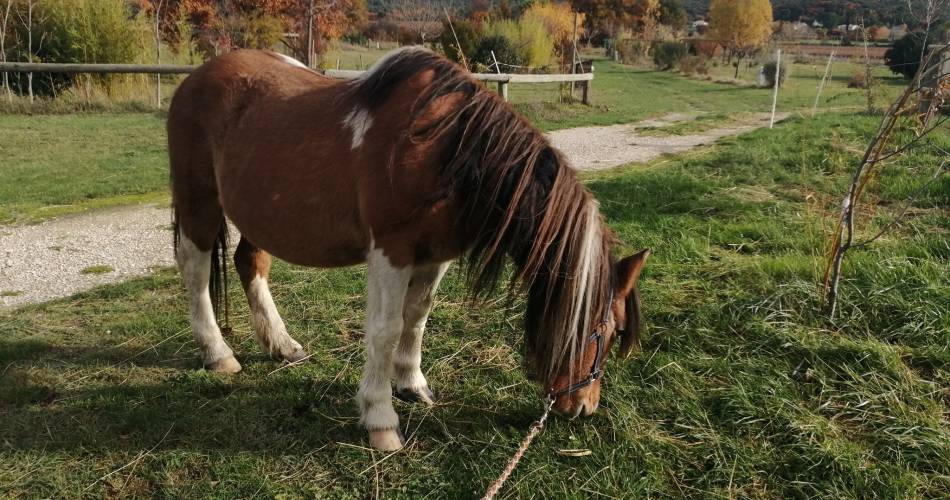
(393, 261), (450, 405)
(176, 224), (242, 374)
(358, 246), (413, 451)
(234, 237), (307, 363)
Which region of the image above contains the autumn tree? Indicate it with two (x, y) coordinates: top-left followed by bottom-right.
(522, 2), (585, 60)
(386, 0), (441, 44)
(709, 0), (773, 78)
(135, 0), (366, 62)
(571, 0), (659, 58)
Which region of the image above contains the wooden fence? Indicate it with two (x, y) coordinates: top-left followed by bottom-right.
(0, 62), (594, 104)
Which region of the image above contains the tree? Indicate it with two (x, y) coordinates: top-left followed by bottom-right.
(658, 0), (686, 30)
(708, 0), (773, 78)
(386, 0), (441, 44)
(1, 0), (12, 102)
(571, 0), (659, 58)
(885, 31), (927, 79)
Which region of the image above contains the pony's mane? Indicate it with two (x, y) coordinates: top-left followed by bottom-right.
(350, 47), (614, 384)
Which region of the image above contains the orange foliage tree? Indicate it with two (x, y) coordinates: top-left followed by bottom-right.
(570, 0), (658, 55)
(135, 0), (366, 61)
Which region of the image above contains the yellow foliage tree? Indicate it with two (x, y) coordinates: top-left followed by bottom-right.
(709, 0), (773, 78)
(522, 2), (585, 54)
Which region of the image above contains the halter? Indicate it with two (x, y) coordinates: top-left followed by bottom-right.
(549, 290), (613, 399)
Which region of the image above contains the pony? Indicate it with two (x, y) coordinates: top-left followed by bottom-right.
(167, 47), (650, 451)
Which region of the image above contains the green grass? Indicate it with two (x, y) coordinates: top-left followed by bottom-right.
(80, 265), (115, 275)
(0, 113), (170, 224)
(0, 56), (909, 224)
(514, 57), (905, 131)
(2, 113), (946, 498)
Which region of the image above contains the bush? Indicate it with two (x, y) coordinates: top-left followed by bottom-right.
(848, 70), (869, 89)
(678, 55), (709, 75)
(472, 35), (525, 72)
(885, 32), (927, 79)
(485, 17), (556, 68)
(5, 0), (150, 97)
(437, 19), (481, 65)
(762, 59), (789, 87)
(652, 41), (688, 70)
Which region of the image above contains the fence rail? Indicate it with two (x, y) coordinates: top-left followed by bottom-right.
(0, 62), (594, 104)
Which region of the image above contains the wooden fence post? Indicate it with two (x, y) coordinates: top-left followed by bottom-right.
(581, 80), (590, 105)
(497, 81), (508, 101)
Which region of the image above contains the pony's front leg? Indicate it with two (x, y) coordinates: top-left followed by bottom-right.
(358, 247), (413, 451)
(394, 262), (450, 404)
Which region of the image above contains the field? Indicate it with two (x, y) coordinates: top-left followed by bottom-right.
(1, 48), (948, 498)
(0, 55), (905, 223)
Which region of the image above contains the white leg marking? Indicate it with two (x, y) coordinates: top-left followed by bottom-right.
(342, 107), (374, 150)
(276, 53), (309, 69)
(247, 275), (305, 361)
(177, 235), (237, 368)
(357, 245), (412, 434)
(394, 262), (450, 400)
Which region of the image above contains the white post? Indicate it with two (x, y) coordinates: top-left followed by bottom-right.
(812, 49), (835, 116)
(570, 11), (578, 97)
(769, 48), (781, 129)
(490, 50), (501, 74)
(154, 0), (164, 108)
(26, 0), (32, 103)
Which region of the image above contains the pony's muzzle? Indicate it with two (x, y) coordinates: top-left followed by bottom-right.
(551, 379), (601, 419)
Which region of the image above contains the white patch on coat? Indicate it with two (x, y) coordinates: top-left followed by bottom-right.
(342, 107), (374, 150)
(176, 234), (235, 364)
(276, 53), (308, 69)
(357, 242), (412, 431)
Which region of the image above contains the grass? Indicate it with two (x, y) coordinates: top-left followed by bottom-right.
(635, 112), (733, 136)
(0, 53), (910, 225)
(2, 113), (947, 498)
(514, 56), (905, 131)
(80, 265), (115, 275)
(0, 113), (169, 224)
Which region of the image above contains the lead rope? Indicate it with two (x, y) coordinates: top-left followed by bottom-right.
(481, 396), (555, 500)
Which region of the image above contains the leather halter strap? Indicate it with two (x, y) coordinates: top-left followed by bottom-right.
(549, 290), (613, 399)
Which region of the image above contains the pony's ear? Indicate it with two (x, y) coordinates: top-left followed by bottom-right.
(619, 288), (642, 357)
(615, 249), (650, 358)
(615, 249), (650, 299)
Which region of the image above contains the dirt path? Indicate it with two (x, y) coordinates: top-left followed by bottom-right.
(547, 112), (788, 170)
(0, 113), (785, 309)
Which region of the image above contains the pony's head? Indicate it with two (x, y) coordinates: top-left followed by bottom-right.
(547, 249), (650, 417)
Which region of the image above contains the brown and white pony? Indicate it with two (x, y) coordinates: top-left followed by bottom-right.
(168, 47), (650, 451)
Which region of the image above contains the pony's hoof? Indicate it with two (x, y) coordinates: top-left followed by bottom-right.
(205, 356), (242, 374)
(368, 428), (405, 451)
(394, 386), (435, 405)
(283, 347), (308, 363)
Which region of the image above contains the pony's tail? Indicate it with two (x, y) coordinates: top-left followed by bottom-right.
(208, 221), (231, 332)
(172, 207), (232, 332)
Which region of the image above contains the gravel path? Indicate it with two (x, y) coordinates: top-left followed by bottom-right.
(1, 112), (785, 309)
(547, 112), (788, 170)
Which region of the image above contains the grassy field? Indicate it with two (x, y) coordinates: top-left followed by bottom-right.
(0, 53), (909, 224)
(0, 113), (169, 224)
(2, 113), (947, 497)
(515, 57), (905, 130)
